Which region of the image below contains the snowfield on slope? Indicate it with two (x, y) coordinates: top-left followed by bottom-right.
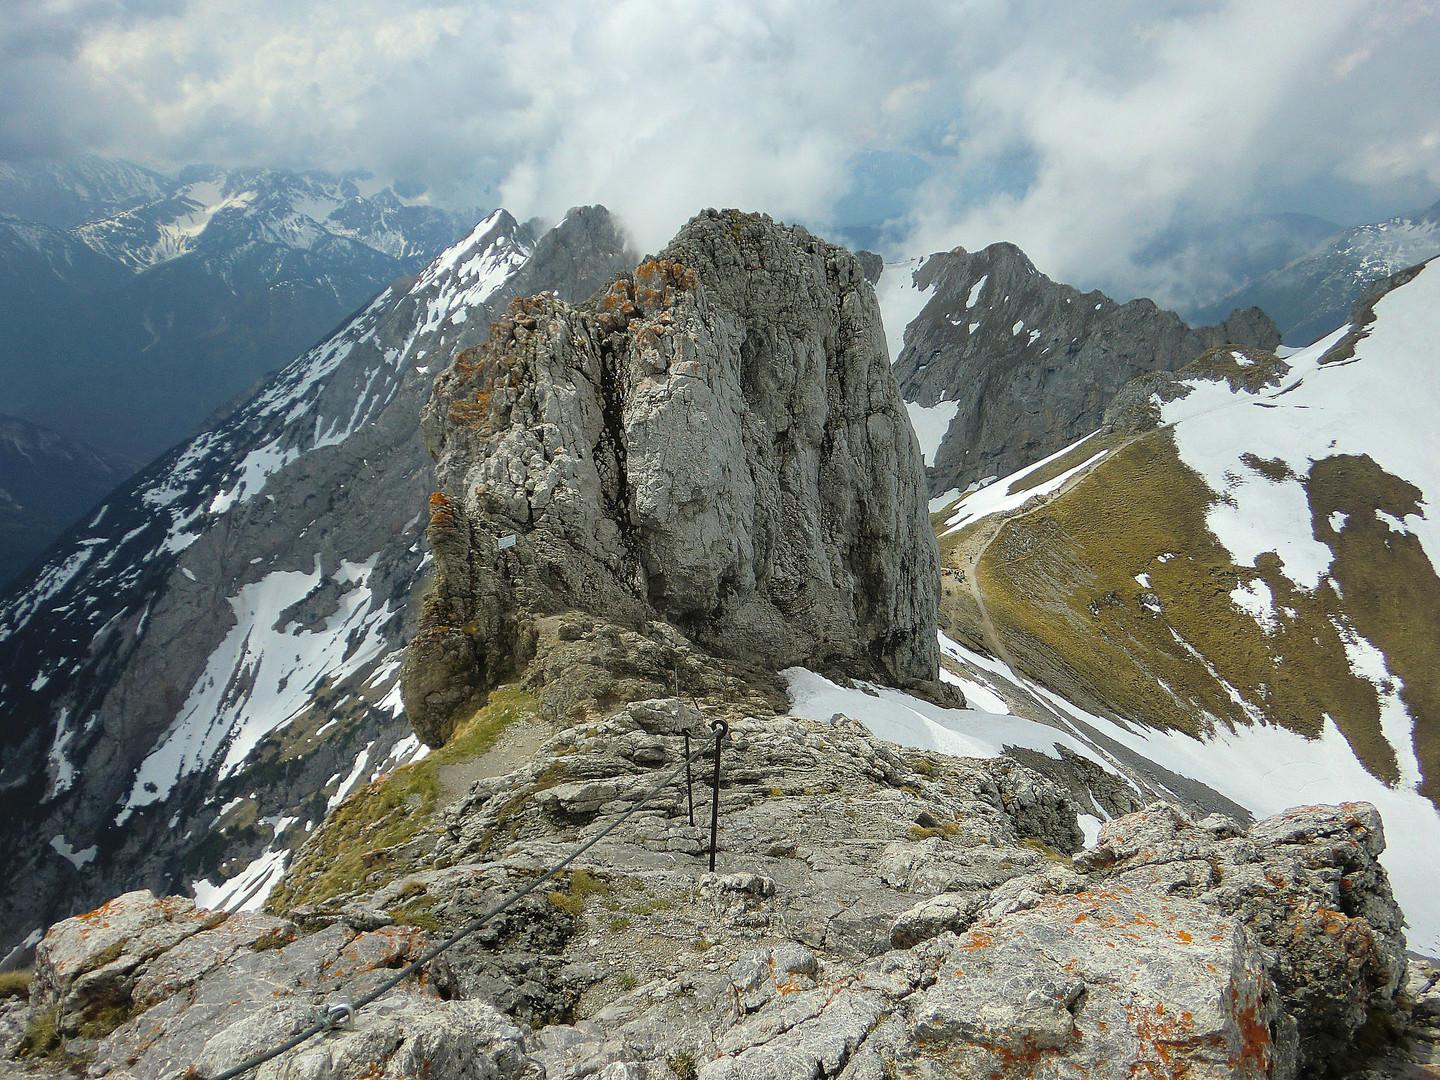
(1162, 262), (1440, 596)
(912, 258), (1440, 955)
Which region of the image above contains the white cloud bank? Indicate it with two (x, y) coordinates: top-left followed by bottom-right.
(2, 0), (1438, 304)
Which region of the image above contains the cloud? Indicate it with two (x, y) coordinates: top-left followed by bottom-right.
(1, 0), (1437, 304)
(899, 0), (1440, 307)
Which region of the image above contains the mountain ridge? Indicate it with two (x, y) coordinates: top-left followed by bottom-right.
(1196, 195), (1440, 345)
(930, 255), (1440, 954)
(0, 205), (636, 959)
(887, 240), (1278, 498)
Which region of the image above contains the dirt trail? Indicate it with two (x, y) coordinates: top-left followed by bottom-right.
(436, 717), (552, 803)
(940, 440), (1129, 673)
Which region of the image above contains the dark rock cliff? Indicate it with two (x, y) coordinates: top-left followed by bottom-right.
(892, 242), (1279, 495)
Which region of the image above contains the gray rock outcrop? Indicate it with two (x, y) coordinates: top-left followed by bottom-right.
(403, 209), (939, 747)
(892, 241), (1280, 495)
(4, 649), (1421, 1080)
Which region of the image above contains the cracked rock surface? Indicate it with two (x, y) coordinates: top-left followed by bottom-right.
(4, 640), (1419, 1079)
(401, 209), (941, 747)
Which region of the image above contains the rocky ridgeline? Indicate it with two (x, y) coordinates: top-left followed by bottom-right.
(1, 630), (1432, 1078)
(891, 241), (1279, 495)
(401, 209), (941, 748)
(0, 206), (634, 958)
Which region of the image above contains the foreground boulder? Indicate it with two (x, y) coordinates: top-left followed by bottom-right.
(402, 209), (941, 746)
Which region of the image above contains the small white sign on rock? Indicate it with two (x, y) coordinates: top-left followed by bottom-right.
(496, 534), (518, 551)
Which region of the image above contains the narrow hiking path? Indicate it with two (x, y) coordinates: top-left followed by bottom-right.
(938, 434), (1137, 676)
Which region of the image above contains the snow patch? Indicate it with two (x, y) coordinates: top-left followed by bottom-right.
(876, 256), (933, 363)
(783, 667), (1110, 769)
(937, 630), (1440, 956)
(192, 848), (290, 913)
(327, 741), (376, 811)
(928, 488), (962, 513)
(1229, 579), (1278, 635)
(115, 554), (396, 823)
(1329, 616), (1422, 788)
(49, 834), (97, 868)
(1165, 267), (1440, 598)
(1376, 509), (1415, 536)
(943, 432), (1107, 534)
(905, 401), (960, 467)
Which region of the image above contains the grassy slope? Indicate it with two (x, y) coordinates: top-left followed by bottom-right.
(266, 682), (541, 911)
(943, 427), (1438, 802)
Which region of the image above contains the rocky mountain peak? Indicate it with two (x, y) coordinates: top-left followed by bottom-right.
(892, 242), (1279, 496)
(402, 209), (941, 747)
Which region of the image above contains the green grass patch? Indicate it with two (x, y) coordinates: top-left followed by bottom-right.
(548, 891), (585, 916)
(390, 893), (441, 933)
(1019, 837), (1074, 865)
(76, 999), (146, 1040)
(972, 431), (1405, 788)
(1308, 454), (1440, 802)
(266, 681), (539, 912)
(546, 869), (613, 918)
(249, 930), (291, 952)
(18, 1006), (65, 1060)
(0, 968), (32, 999)
(80, 940), (125, 974)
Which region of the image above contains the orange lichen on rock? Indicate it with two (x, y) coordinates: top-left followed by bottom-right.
(428, 492), (459, 531)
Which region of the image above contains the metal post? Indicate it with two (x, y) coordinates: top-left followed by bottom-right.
(708, 718), (728, 871)
(683, 729), (695, 826)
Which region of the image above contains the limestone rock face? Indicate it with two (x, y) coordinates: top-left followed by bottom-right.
(892, 241), (1280, 494)
(404, 210), (939, 746)
(1077, 801), (1408, 1076)
(11, 707), (1418, 1080)
(0, 621), (1416, 1078)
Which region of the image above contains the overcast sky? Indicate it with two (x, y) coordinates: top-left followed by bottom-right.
(3, 0), (1438, 309)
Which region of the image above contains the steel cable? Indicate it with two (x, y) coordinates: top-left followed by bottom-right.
(203, 735), (719, 1080)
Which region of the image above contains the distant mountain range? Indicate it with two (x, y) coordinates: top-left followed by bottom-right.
(0, 157), (487, 588)
(0, 157), (484, 464)
(1195, 196), (1440, 345)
